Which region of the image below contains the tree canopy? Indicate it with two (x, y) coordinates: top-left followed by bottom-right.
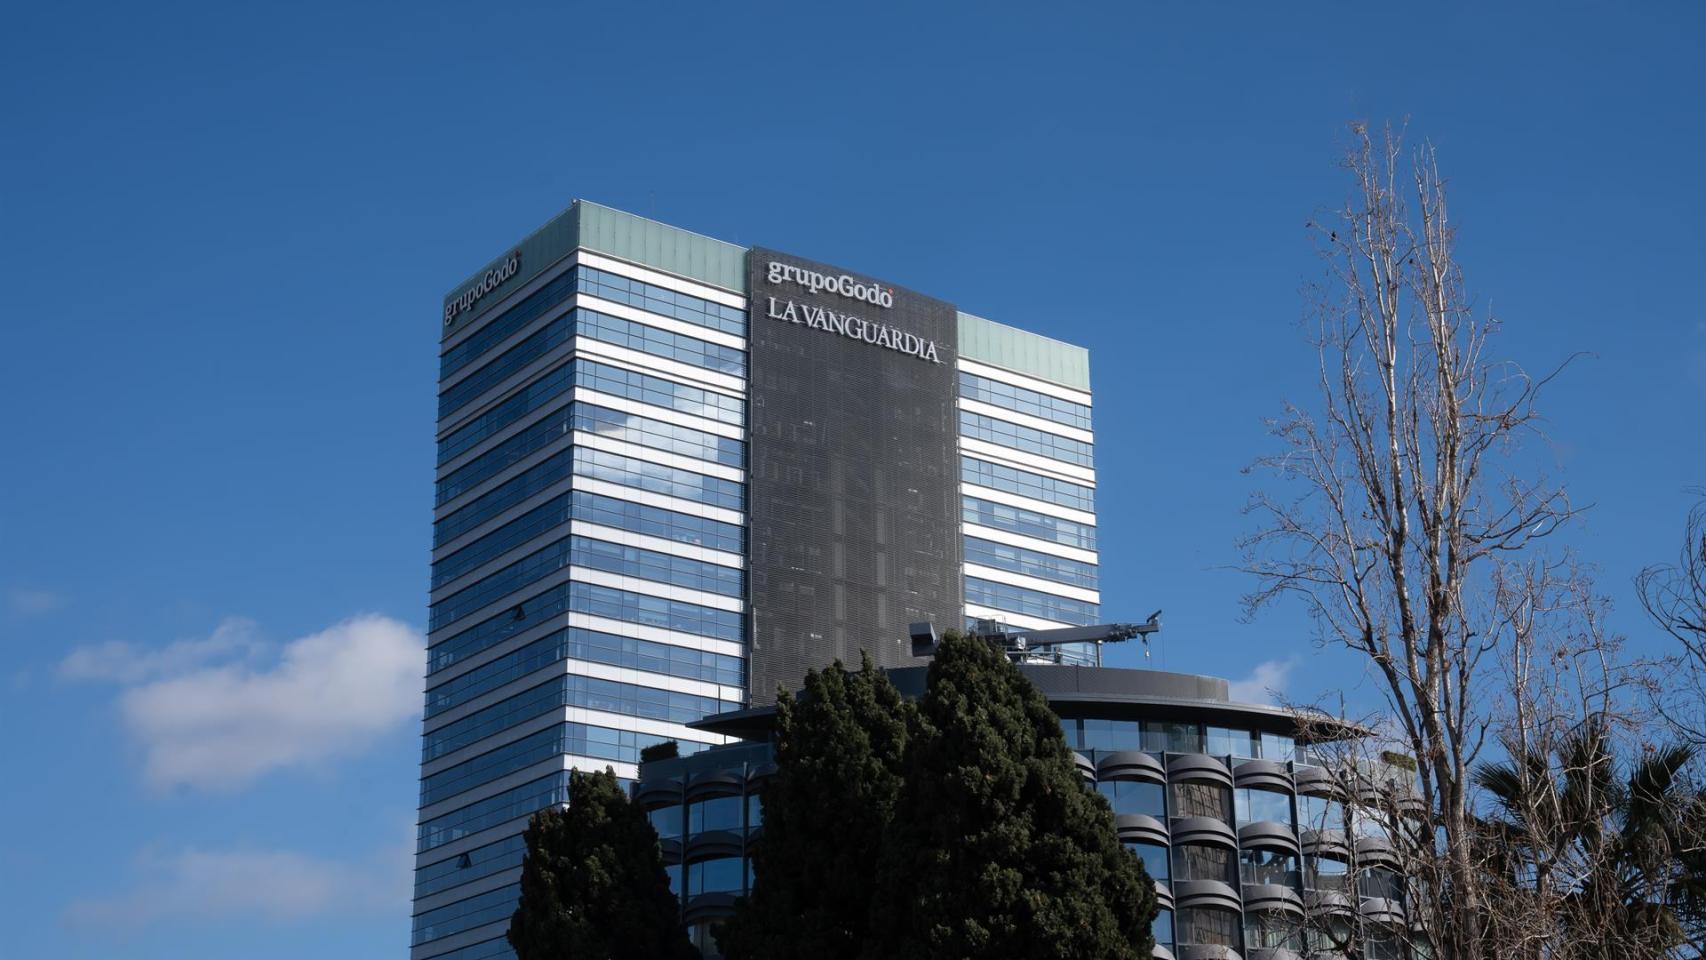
(508, 768), (698, 960)
(872, 630), (1155, 959)
(718, 653), (916, 960)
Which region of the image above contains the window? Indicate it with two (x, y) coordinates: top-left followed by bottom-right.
(1260, 731), (1296, 762)
(1206, 726), (1253, 758)
(648, 804), (681, 840)
(1177, 907), (1239, 947)
(1305, 855), (1351, 892)
(1171, 781), (1232, 821)
(1077, 718), (1141, 752)
(1172, 844), (1236, 884)
(1153, 721), (1203, 754)
(1236, 787), (1294, 826)
(1308, 915), (1355, 954)
(746, 793), (762, 830)
(687, 857), (744, 896)
(1096, 779), (1165, 817)
(1241, 847), (1301, 887)
(1298, 794), (1346, 832)
(1124, 842), (1170, 881)
(689, 795), (743, 834)
(1152, 909), (1175, 950)
(1244, 911), (1305, 950)
(1359, 866), (1405, 902)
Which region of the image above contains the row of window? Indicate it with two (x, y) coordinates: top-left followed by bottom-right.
(436, 402), (575, 507)
(440, 268), (577, 380)
(964, 576), (1099, 625)
(1152, 905), (1411, 955)
(962, 496), (1097, 550)
(426, 625), (745, 717)
(432, 492), (573, 590)
(1065, 718), (1296, 761)
(421, 719), (712, 809)
(440, 305), (747, 427)
(578, 309), (744, 376)
(439, 355), (745, 471)
(417, 936), (514, 960)
(574, 447), (745, 513)
(573, 535), (743, 597)
(422, 674), (737, 764)
(418, 772), (571, 853)
(414, 833), (525, 899)
(666, 856), (750, 900)
(439, 360), (575, 466)
(412, 881), (521, 945)
(646, 793), (763, 840)
(963, 536), (1099, 589)
(427, 570), (742, 685)
(958, 371), (1092, 430)
(960, 411), (1094, 467)
(431, 526), (743, 633)
(575, 402), (743, 468)
(960, 455), (1095, 512)
(435, 488), (743, 592)
(579, 265), (746, 336)
(440, 308), (574, 419)
(572, 489), (743, 554)
(435, 449), (574, 548)
(577, 358), (744, 426)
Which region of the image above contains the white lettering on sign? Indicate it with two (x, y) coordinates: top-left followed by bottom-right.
(444, 251), (523, 327)
(766, 297), (941, 364)
(765, 261), (895, 309)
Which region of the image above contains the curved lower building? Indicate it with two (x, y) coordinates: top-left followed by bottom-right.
(637, 662), (1417, 960)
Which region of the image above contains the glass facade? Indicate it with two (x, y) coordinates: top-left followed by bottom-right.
(418, 226), (751, 960)
(415, 202), (1107, 960)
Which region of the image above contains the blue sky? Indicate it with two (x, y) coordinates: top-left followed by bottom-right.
(2, 2), (1701, 957)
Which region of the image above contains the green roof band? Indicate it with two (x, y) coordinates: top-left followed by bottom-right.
(442, 201), (747, 333)
(445, 204), (1091, 392)
(956, 311), (1090, 392)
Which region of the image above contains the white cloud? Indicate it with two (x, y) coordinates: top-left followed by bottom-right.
(6, 586), (67, 616)
(62, 614), (424, 791)
(62, 840), (411, 933)
(59, 617), (265, 684)
(1227, 657), (1296, 705)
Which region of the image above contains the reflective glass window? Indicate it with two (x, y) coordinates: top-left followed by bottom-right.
(1171, 781), (1232, 821)
(687, 856), (744, 896)
(648, 804), (682, 840)
(1156, 721), (1203, 754)
(1177, 907), (1239, 947)
(1205, 726), (1252, 758)
(1172, 844), (1236, 884)
(1305, 855), (1351, 892)
(1298, 794), (1346, 832)
(1359, 866), (1404, 902)
(959, 456), (1095, 512)
(1124, 841), (1170, 881)
(1096, 779), (1165, 817)
(1260, 731), (1296, 762)
(1152, 909), (1175, 950)
(1244, 911), (1305, 950)
(689, 795), (743, 833)
(1241, 847), (1301, 887)
(1078, 718), (1141, 752)
(1236, 787), (1294, 826)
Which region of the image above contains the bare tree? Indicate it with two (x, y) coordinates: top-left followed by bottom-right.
(1640, 493), (1706, 744)
(1240, 122), (1580, 959)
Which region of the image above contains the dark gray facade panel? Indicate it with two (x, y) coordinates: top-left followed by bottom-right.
(744, 248), (963, 703)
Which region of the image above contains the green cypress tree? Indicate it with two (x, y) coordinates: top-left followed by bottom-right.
(718, 654), (916, 960)
(872, 631), (1155, 959)
(507, 768), (698, 960)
